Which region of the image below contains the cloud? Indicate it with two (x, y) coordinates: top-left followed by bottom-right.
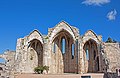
(107, 9), (117, 21)
(82, 0), (110, 6)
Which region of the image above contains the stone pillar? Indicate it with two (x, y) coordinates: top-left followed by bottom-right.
(79, 43), (84, 74)
(97, 44), (102, 72)
(75, 39), (79, 74)
(43, 43), (48, 66)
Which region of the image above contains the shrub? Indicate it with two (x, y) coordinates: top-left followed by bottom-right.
(43, 66), (49, 73)
(34, 67), (41, 74)
(34, 66), (44, 74)
(34, 66), (49, 74)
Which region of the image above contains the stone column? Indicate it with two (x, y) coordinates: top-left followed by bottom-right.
(97, 44), (101, 72)
(79, 43), (84, 74)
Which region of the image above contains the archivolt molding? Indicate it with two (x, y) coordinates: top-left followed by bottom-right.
(28, 29), (44, 44)
(49, 21), (76, 43)
(82, 30), (100, 44)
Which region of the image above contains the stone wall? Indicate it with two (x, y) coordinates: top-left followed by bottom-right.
(0, 50), (15, 78)
(104, 43), (120, 72)
(47, 21), (79, 74)
(0, 21), (120, 75)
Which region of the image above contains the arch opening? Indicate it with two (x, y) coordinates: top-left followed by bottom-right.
(61, 37), (66, 54)
(71, 43), (75, 59)
(83, 39), (99, 73)
(29, 39), (43, 68)
(52, 30), (76, 73)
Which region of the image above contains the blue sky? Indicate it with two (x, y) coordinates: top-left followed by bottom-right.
(0, 0), (120, 54)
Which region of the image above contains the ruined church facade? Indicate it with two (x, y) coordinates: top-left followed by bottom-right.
(0, 21), (120, 75)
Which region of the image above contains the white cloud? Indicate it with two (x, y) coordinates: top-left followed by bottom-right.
(107, 9), (117, 21)
(82, 0), (110, 6)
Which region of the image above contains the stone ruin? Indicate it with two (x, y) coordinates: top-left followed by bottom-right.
(0, 21), (120, 77)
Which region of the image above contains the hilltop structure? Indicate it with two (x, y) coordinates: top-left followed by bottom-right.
(0, 21), (120, 77)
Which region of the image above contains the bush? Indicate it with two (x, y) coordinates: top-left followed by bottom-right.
(34, 66), (49, 74)
(34, 66), (44, 74)
(43, 66), (49, 73)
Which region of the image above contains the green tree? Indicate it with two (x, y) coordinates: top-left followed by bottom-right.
(113, 39), (117, 43)
(106, 37), (113, 43)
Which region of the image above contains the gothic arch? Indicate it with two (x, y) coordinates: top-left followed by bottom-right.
(51, 28), (76, 73)
(83, 39), (100, 73)
(28, 39), (43, 72)
(28, 29), (44, 44)
(49, 21), (76, 43)
(82, 30), (100, 44)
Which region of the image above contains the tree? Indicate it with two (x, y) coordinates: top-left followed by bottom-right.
(106, 37), (118, 43)
(106, 37), (113, 43)
(113, 39), (117, 43)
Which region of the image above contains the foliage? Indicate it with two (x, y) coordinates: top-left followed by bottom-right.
(105, 37), (117, 43)
(106, 37), (113, 43)
(43, 65), (49, 73)
(113, 39), (117, 43)
(34, 67), (41, 74)
(45, 36), (49, 39)
(34, 66), (49, 74)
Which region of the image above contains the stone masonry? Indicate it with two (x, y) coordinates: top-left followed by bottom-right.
(0, 21), (120, 77)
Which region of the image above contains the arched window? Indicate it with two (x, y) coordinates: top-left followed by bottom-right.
(86, 49), (89, 60)
(61, 38), (66, 54)
(71, 44), (75, 59)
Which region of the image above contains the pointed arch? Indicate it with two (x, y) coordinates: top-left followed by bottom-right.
(28, 39), (43, 67)
(49, 21), (76, 43)
(50, 22), (77, 73)
(83, 39), (99, 73)
(28, 29), (44, 44)
(82, 30), (100, 44)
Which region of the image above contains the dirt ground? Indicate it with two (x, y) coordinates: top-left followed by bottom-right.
(15, 73), (104, 78)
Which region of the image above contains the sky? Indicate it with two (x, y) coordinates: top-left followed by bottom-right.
(0, 0), (120, 55)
